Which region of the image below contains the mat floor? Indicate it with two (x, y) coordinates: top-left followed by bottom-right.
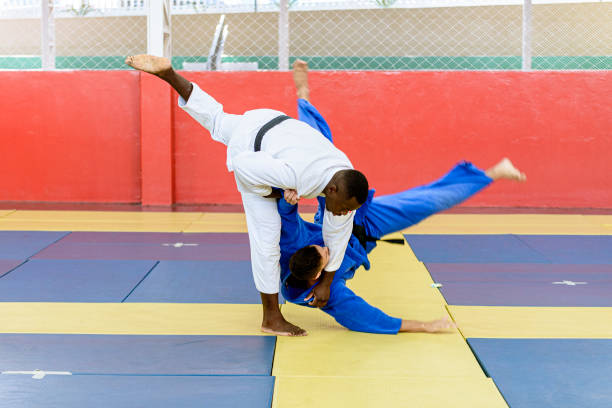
(0, 210), (610, 408)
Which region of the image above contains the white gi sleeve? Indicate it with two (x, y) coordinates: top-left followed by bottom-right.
(177, 83), (226, 142)
(232, 151), (297, 196)
(241, 192), (282, 294)
(322, 210), (355, 272)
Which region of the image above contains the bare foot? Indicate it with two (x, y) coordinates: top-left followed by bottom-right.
(125, 54), (173, 77)
(292, 59), (310, 102)
(262, 318), (308, 337)
(486, 158), (527, 182)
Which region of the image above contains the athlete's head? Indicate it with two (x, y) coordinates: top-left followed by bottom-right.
(324, 169), (369, 216)
(289, 245), (330, 281)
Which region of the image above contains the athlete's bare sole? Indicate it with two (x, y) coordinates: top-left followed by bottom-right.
(125, 54), (172, 77)
(292, 59), (310, 102)
(486, 158), (527, 182)
(125, 54), (194, 101)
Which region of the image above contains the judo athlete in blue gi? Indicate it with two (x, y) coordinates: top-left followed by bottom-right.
(279, 61), (527, 334)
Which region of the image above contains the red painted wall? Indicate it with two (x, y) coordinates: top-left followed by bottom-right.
(0, 71), (141, 203)
(173, 71), (612, 208)
(140, 73), (174, 205)
(1, 70), (610, 208)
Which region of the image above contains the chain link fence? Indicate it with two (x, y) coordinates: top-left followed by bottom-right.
(291, 3), (525, 70)
(172, 7), (281, 70)
(532, 2), (612, 69)
(1, 0), (610, 70)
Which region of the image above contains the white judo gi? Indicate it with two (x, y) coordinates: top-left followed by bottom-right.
(180, 84), (355, 294)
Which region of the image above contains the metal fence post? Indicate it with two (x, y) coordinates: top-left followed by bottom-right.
(278, 0), (289, 70)
(522, 0), (532, 71)
(148, 0), (172, 58)
(41, 0), (55, 69)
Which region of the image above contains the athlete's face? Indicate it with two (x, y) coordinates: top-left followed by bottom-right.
(325, 194), (361, 216)
(311, 245), (330, 279)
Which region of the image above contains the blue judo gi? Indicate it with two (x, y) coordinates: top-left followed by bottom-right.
(278, 99), (493, 334)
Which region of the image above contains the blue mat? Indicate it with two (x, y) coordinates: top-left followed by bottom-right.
(34, 232), (251, 261)
(437, 281), (612, 307)
(56, 232), (250, 245)
(0, 375), (274, 408)
(0, 334), (275, 375)
(426, 263), (612, 283)
(468, 338), (612, 408)
(125, 260), (283, 304)
(518, 235), (612, 264)
(0, 260), (24, 278)
(0, 231), (69, 260)
(426, 263), (612, 306)
(403, 234), (549, 263)
(0, 259), (156, 302)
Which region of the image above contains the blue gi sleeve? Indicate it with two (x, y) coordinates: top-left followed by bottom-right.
(278, 196), (325, 283)
(278, 197), (306, 255)
(277, 195), (298, 219)
(322, 281), (402, 334)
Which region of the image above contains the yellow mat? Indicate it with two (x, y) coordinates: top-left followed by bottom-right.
(273, 303), (485, 378)
(1, 211), (607, 234)
(364, 248), (420, 271)
(183, 212), (248, 232)
(0, 210), (15, 218)
(348, 261), (445, 305)
(273, 377), (507, 408)
(365, 233), (418, 262)
(405, 214), (611, 235)
(0, 303), (273, 336)
(345, 237), (444, 305)
(184, 212), (316, 232)
(0, 210), (203, 232)
(449, 305), (612, 338)
(583, 215), (612, 226)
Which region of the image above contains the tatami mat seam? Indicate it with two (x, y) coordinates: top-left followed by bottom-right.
(0, 210), (17, 219)
(0, 259), (30, 281)
(121, 261), (161, 303)
(180, 212), (207, 232)
(28, 231), (72, 258)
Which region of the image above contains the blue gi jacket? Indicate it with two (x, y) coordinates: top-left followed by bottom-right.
(278, 191), (402, 335)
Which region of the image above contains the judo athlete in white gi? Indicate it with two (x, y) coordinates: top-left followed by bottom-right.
(125, 54), (369, 336)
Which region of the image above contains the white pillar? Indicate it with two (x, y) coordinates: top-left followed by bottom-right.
(41, 0), (55, 69)
(522, 0), (532, 71)
(148, 0), (172, 58)
(278, 0), (289, 70)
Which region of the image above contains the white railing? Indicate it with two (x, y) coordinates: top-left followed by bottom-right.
(2, 0), (610, 18)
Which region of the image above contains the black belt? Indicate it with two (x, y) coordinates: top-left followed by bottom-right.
(254, 115), (292, 152)
(352, 223), (405, 249)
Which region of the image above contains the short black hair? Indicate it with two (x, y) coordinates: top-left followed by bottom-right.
(338, 169), (369, 204)
(289, 245), (323, 280)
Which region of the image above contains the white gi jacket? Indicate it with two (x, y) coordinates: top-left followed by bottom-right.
(180, 84), (354, 293)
